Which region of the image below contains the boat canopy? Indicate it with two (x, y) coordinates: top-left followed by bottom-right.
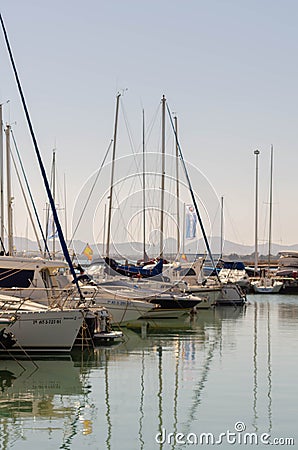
(222, 261), (245, 270)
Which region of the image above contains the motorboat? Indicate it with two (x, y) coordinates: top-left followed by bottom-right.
(187, 282), (247, 306)
(218, 261), (251, 292)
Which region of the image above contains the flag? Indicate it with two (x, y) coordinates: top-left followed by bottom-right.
(48, 229), (58, 239)
(47, 213), (58, 239)
(82, 243), (93, 261)
(185, 204), (197, 239)
(181, 253), (188, 261)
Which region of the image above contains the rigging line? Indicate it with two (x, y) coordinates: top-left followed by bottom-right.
(146, 116), (160, 211)
(146, 117), (161, 207)
(166, 102), (220, 280)
(10, 129), (51, 258)
(54, 162), (65, 208)
(119, 102), (144, 194)
(210, 200), (220, 234)
(44, 150), (55, 251)
(68, 139), (113, 249)
(224, 200), (242, 245)
(120, 99), (137, 154)
(143, 104), (161, 208)
(109, 185), (140, 246)
(9, 138), (43, 254)
(146, 176), (167, 236)
(114, 173), (177, 248)
(146, 103), (161, 147)
(0, 13), (83, 299)
(0, 236), (6, 253)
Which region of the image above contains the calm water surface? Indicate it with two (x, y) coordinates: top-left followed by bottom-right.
(0, 295), (297, 449)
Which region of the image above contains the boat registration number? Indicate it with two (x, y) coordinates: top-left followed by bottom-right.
(32, 319), (62, 325)
(107, 300), (131, 306)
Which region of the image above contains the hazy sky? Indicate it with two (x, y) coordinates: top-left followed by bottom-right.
(1, 0), (298, 251)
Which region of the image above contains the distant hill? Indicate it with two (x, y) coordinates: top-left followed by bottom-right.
(8, 236), (298, 259)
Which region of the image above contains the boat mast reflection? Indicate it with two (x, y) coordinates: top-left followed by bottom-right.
(267, 302), (272, 434)
(171, 340), (180, 450)
(104, 354), (112, 450)
(252, 300), (273, 435)
(0, 355), (94, 449)
(253, 301), (258, 433)
(138, 350), (145, 450)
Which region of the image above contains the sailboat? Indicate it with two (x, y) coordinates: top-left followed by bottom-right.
(251, 145), (283, 294)
(0, 14), (127, 351)
(104, 256), (163, 278)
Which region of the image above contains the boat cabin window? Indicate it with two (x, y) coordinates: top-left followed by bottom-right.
(0, 267), (35, 288)
(179, 268), (196, 276)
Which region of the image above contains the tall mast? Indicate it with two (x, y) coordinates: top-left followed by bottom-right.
(5, 124), (13, 255)
(9, 134), (43, 254)
(64, 172), (67, 242)
(106, 93), (121, 258)
(160, 95), (166, 258)
(52, 148), (56, 257)
(220, 196), (224, 259)
(182, 202), (185, 255)
(268, 145), (273, 270)
(0, 12), (83, 296)
(142, 109), (146, 261)
(102, 203), (107, 256)
(10, 128), (50, 258)
(26, 218), (28, 253)
(0, 103), (4, 248)
(254, 149), (260, 275)
(174, 115), (180, 256)
(167, 104), (220, 280)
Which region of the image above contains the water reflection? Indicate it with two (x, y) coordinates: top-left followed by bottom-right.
(104, 356), (112, 450)
(267, 303), (272, 434)
(0, 300), (296, 449)
(252, 300), (275, 436)
(0, 356), (89, 449)
(138, 350), (145, 450)
(253, 301), (258, 432)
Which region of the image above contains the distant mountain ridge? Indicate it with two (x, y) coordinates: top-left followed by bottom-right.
(9, 236), (298, 258)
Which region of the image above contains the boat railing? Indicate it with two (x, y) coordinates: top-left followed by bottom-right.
(0, 285), (98, 310)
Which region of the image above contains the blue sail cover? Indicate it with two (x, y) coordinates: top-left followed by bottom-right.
(222, 261), (245, 270)
(104, 258), (163, 278)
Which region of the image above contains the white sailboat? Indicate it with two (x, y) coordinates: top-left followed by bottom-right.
(0, 293), (86, 352)
(251, 145), (283, 294)
(0, 17), (125, 352)
(251, 277), (282, 294)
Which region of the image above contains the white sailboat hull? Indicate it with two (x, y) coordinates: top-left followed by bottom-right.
(0, 318), (12, 331)
(188, 283), (246, 306)
(252, 281), (283, 294)
(91, 295), (154, 325)
(139, 307), (190, 320)
(1, 309), (84, 352)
